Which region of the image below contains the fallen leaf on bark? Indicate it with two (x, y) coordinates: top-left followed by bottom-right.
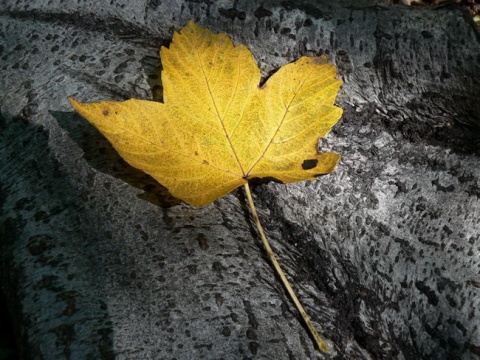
(70, 21), (343, 207)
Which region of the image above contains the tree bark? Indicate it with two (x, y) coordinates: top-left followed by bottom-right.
(1, 1), (479, 359)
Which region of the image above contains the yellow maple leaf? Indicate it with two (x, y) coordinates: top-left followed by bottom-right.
(69, 20), (343, 207)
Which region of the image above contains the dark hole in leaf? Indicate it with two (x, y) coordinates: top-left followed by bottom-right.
(302, 159), (318, 170)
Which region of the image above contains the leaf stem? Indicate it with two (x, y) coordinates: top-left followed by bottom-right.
(243, 182), (328, 352)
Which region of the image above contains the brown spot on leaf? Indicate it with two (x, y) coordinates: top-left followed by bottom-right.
(102, 109), (109, 116)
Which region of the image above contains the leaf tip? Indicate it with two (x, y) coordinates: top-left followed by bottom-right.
(67, 96), (76, 106)
(68, 97), (82, 112)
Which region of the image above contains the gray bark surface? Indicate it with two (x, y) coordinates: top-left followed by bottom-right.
(1, 0), (479, 359)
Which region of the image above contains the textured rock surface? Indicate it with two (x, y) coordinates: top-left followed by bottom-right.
(1, 1), (479, 359)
